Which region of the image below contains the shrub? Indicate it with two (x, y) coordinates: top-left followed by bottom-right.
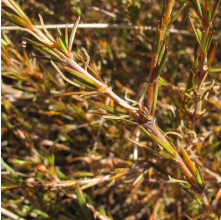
(1, 0), (221, 219)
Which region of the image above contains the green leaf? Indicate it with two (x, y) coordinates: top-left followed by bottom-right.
(211, 0), (221, 22)
(58, 37), (68, 52)
(209, 68), (221, 73)
(196, 29), (202, 42)
(65, 24), (69, 48)
(158, 46), (168, 74)
(195, 0), (203, 17)
(91, 101), (119, 114)
(182, 187), (203, 206)
(158, 44), (165, 65)
(171, 3), (186, 23)
(1, 158), (16, 173)
(64, 66), (96, 86)
(150, 132), (176, 156)
(206, 0), (212, 21)
(68, 16), (80, 52)
(39, 14), (55, 42)
(188, 17), (201, 46)
(8, 0), (32, 24)
(51, 61), (81, 87)
(204, 31), (214, 52)
(23, 37), (62, 61)
(196, 167), (204, 188)
(75, 183), (93, 220)
(159, 151), (174, 159)
(148, 161), (172, 177)
(127, 137), (160, 156)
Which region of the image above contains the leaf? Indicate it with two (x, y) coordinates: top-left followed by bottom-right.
(103, 115), (129, 120)
(91, 100), (120, 114)
(65, 24), (69, 48)
(8, 0), (32, 24)
(196, 29), (202, 42)
(169, 176), (189, 184)
(127, 137), (160, 156)
(148, 161), (172, 177)
(159, 151), (174, 159)
(158, 44), (165, 65)
(196, 167), (204, 188)
(22, 37), (62, 61)
(74, 52), (103, 82)
(164, 131), (183, 139)
(133, 173), (144, 186)
(211, 0), (221, 22)
(1, 157), (16, 173)
(51, 61), (81, 87)
(209, 68), (221, 73)
(181, 147), (197, 176)
(70, 171), (94, 177)
(171, 3), (186, 23)
(207, 43), (217, 67)
(58, 37), (68, 53)
(149, 133), (176, 156)
(188, 17), (201, 46)
(158, 46), (168, 74)
(75, 183), (93, 220)
(182, 187), (203, 206)
(38, 14), (55, 42)
(195, 0), (203, 17)
(204, 31), (214, 52)
(205, 0), (212, 22)
(64, 66), (96, 87)
(68, 16), (80, 52)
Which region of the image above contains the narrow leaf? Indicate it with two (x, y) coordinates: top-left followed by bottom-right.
(56, 26), (62, 37)
(150, 133), (176, 156)
(196, 167), (204, 188)
(38, 14), (55, 42)
(58, 37), (68, 52)
(159, 151), (174, 159)
(127, 137), (160, 156)
(158, 44), (165, 64)
(51, 61), (80, 87)
(189, 0), (203, 19)
(211, 0), (221, 22)
(169, 176), (189, 184)
(209, 68), (221, 73)
(204, 31), (214, 52)
(188, 17), (201, 46)
(133, 173), (144, 186)
(182, 187), (203, 206)
(207, 43), (217, 67)
(68, 16), (80, 52)
(181, 147), (197, 176)
(158, 47), (168, 74)
(91, 100), (118, 114)
(22, 37), (62, 61)
(196, 29), (202, 42)
(148, 161), (172, 177)
(64, 66), (96, 86)
(171, 3), (186, 23)
(195, 0), (203, 17)
(75, 183), (93, 220)
(164, 131), (183, 139)
(7, 0), (32, 24)
(65, 24), (69, 48)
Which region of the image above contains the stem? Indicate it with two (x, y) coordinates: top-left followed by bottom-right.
(148, 0), (175, 116)
(192, 26), (209, 126)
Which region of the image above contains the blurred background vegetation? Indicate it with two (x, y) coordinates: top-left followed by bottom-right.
(1, 0), (221, 219)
